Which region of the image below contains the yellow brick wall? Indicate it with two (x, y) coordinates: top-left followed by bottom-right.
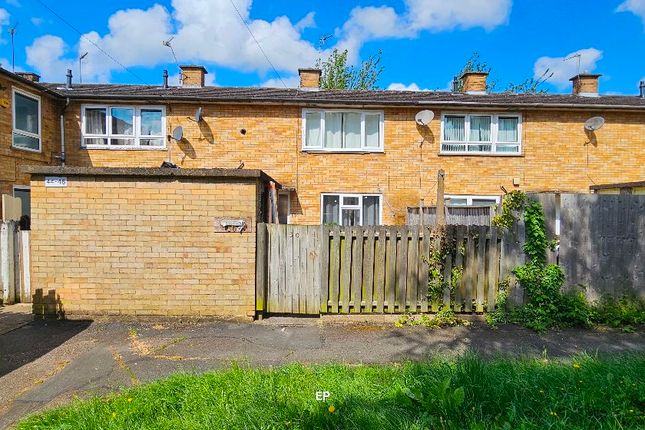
(30, 175), (259, 318)
(62, 102), (645, 225)
(0, 75), (61, 201)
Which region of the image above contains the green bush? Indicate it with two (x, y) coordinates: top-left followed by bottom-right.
(591, 295), (645, 328)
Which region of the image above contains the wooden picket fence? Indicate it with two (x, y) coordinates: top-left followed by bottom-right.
(256, 224), (502, 315)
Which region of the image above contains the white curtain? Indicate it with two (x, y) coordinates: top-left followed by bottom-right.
(362, 196), (380, 225)
(305, 112), (321, 147)
(469, 116), (491, 141)
(498, 117), (518, 142)
(444, 116), (465, 141)
(85, 108), (106, 134)
(364, 114), (380, 148)
(343, 113), (361, 149)
(325, 112), (342, 148)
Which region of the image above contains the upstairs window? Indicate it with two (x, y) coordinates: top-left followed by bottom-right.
(81, 105), (166, 148)
(12, 89), (41, 152)
(441, 113), (521, 154)
(303, 109), (383, 151)
(321, 193), (381, 226)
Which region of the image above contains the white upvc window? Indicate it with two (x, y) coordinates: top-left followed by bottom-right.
(441, 113), (521, 154)
(81, 105), (166, 149)
(12, 88), (42, 152)
(302, 109), (384, 152)
(445, 195), (500, 206)
(321, 193), (382, 226)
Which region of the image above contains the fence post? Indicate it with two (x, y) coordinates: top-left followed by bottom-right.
(1, 222), (16, 304)
(255, 223), (268, 319)
(436, 169), (445, 226)
(20, 230), (31, 303)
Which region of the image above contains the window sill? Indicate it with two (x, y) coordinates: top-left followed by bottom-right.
(302, 148), (384, 154)
(11, 144), (42, 154)
(439, 151), (523, 157)
(82, 145), (167, 151)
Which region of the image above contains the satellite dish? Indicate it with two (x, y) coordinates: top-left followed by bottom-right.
(171, 126), (183, 141)
(415, 110), (434, 126)
(195, 107), (203, 122)
(584, 116), (605, 131)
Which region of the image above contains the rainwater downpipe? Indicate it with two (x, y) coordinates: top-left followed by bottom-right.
(59, 97), (69, 166)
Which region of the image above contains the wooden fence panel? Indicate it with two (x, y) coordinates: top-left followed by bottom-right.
(258, 224), (502, 316)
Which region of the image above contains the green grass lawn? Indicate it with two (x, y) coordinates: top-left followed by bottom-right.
(18, 354), (644, 430)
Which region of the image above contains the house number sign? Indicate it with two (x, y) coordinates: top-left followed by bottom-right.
(45, 176), (68, 187)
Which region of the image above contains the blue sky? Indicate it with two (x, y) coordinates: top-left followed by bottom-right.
(1, 0), (644, 94)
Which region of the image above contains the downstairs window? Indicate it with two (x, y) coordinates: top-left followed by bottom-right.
(321, 194), (381, 226)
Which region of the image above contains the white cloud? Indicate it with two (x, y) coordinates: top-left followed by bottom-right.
(261, 75), (299, 88)
(406, 0), (512, 31)
(295, 12), (315, 31)
(337, 0), (512, 62)
(26, 0), (324, 83)
(31, 17), (44, 26)
(533, 48), (603, 90)
(4, 0), (19, 7)
(617, 0), (645, 26)
(388, 82), (421, 91)
(0, 8), (10, 43)
(24, 0), (513, 84)
(25, 35), (74, 81)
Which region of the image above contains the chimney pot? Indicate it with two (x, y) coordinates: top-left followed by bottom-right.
(162, 69), (169, 89)
(460, 71), (488, 94)
(66, 69), (73, 89)
(639, 80), (645, 98)
(179, 65), (208, 87)
(298, 68), (321, 90)
(570, 73), (601, 96)
(16, 72), (41, 82)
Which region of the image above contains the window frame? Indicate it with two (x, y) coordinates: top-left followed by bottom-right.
(320, 193), (383, 226)
(81, 104), (167, 150)
(444, 194), (501, 206)
(302, 109), (384, 152)
(12, 88), (42, 153)
(440, 112), (522, 155)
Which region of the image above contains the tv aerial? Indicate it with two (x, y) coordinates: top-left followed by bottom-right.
(415, 110), (435, 126)
(584, 116), (605, 132)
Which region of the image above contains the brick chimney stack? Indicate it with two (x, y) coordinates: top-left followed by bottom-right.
(298, 68), (321, 90)
(570, 73), (601, 96)
(460, 71), (488, 94)
(180, 65), (208, 87)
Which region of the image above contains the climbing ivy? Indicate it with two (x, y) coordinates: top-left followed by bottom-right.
(491, 190), (527, 231)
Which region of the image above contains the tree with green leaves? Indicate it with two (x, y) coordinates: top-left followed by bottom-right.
(316, 49), (384, 90)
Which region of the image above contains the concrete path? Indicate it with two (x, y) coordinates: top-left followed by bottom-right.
(0, 311), (643, 429)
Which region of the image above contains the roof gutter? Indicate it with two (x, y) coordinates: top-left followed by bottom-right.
(54, 95), (645, 112)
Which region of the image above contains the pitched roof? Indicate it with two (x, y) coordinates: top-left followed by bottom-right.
(2, 65), (643, 110)
(40, 83), (645, 110)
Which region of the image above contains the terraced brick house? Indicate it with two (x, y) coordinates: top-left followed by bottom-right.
(2, 65), (645, 225)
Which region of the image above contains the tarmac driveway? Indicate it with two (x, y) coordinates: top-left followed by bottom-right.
(0, 308), (644, 428)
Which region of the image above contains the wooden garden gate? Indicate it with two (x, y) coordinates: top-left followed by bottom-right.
(256, 224), (321, 314)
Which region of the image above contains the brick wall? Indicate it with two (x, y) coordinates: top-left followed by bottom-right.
(0, 74), (60, 201)
(63, 102), (645, 225)
(30, 174), (260, 318)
